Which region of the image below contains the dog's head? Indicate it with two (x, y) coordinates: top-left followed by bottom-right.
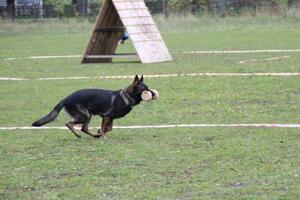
(126, 75), (155, 103)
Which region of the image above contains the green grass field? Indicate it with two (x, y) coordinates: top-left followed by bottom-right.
(1, 16), (300, 199)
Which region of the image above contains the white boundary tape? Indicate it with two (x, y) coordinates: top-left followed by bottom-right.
(184, 49), (300, 54)
(2, 49), (300, 61)
(239, 56), (291, 64)
(1, 73), (300, 81)
(3, 55), (81, 61)
(28, 55), (82, 59)
(0, 77), (30, 81)
(0, 124), (300, 130)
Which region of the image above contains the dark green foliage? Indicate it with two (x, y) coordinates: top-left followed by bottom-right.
(44, 0), (72, 17)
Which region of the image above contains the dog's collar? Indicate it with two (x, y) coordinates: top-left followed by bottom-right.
(120, 89), (136, 108)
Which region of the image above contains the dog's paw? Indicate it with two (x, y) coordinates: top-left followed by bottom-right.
(74, 134), (81, 139)
(93, 134), (101, 138)
(100, 135), (108, 140)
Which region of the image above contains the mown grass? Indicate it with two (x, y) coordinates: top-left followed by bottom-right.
(1, 128), (300, 199)
(1, 16), (300, 79)
(0, 16), (300, 199)
(0, 77), (299, 127)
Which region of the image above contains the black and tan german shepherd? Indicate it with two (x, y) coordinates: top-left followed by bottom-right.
(32, 75), (155, 139)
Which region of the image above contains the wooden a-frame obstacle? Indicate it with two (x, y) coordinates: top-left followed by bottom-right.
(81, 0), (172, 64)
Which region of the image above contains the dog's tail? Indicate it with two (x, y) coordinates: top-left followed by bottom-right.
(32, 99), (66, 127)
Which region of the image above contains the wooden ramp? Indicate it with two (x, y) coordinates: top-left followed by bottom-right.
(82, 0), (172, 64)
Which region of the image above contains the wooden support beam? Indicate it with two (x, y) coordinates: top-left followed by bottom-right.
(85, 53), (138, 59)
(93, 27), (125, 33)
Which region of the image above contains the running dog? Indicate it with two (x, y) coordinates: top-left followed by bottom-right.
(32, 75), (155, 139)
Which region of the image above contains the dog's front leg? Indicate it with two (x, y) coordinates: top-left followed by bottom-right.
(105, 118), (113, 133)
(98, 117), (112, 139)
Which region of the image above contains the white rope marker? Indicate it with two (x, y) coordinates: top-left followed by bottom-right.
(1, 72), (300, 81)
(239, 56), (291, 64)
(2, 49), (300, 61)
(0, 124), (299, 131)
(184, 49), (300, 54)
(3, 55), (81, 61)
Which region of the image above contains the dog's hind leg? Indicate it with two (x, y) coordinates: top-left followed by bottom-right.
(81, 115), (101, 138)
(65, 105), (92, 138)
(65, 122), (81, 138)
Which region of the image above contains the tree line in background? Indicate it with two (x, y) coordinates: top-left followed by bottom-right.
(0, 0), (299, 19)
(151, 0), (298, 17)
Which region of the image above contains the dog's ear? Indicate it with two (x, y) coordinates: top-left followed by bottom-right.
(128, 75), (139, 92)
(140, 75), (144, 82)
(133, 75), (139, 84)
